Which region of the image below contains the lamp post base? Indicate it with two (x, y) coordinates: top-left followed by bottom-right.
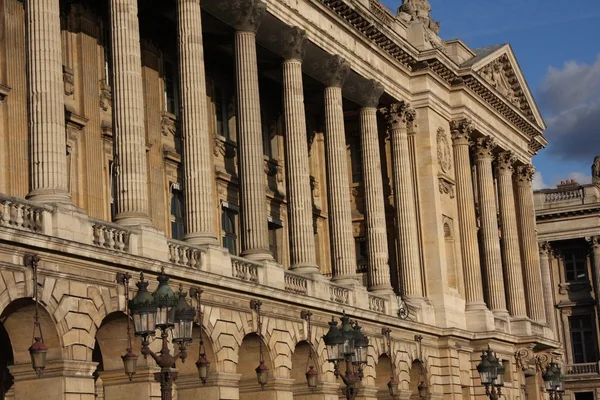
(155, 369), (179, 400)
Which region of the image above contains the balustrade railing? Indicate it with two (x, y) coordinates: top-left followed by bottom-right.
(168, 240), (204, 269)
(368, 294), (386, 314)
(90, 219), (131, 252)
(565, 362), (600, 376)
(231, 256), (260, 283)
(544, 188), (584, 202)
(329, 284), (350, 305)
(285, 271), (309, 295)
(0, 196), (49, 233)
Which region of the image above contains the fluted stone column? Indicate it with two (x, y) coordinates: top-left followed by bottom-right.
(474, 137), (508, 316)
(281, 27), (318, 273)
(232, 0), (272, 261)
(539, 242), (557, 335)
(449, 120), (486, 310)
(25, 0), (71, 204)
(496, 151), (528, 318)
(321, 56), (356, 284)
(516, 165), (546, 323)
(110, 0), (151, 226)
(383, 102), (423, 298)
(354, 80), (392, 293)
(178, 0), (217, 244)
(590, 237), (600, 324)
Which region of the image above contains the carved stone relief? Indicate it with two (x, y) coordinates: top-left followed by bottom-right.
(478, 55), (522, 107)
(161, 113), (177, 137)
(436, 127), (451, 173)
(438, 177), (455, 199)
(63, 66), (74, 96)
(99, 82), (112, 111)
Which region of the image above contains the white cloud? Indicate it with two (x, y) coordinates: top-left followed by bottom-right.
(538, 55), (600, 162)
(532, 171), (547, 190)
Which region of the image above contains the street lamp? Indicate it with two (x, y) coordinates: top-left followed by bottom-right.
(476, 346), (504, 400)
(323, 313), (369, 400)
(128, 268), (204, 400)
(24, 254), (48, 377)
(542, 361), (565, 400)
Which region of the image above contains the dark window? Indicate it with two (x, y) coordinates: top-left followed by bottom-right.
(268, 222), (280, 262)
(109, 161), (117, 222)
(164, 59), (179, 115)
(564, 250), (587, 281)
(170, 188), (185, 240)
(221, 209), (237, 255)
(350, 136), (362, 184)
(355, 236), (367, 272)
(214, 83), (232, 140)
(103, 26), (111, 85)
(570, 315), (597, 363)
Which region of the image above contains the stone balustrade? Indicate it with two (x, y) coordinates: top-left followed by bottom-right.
(565, 362), (600, 376)
(168, 239), (205, 269)
(0, 195), (50, 233)
(369, 293), (387, 314)
(544, 188), (584, 202)
(284, 270), (309, 295)
(329, 283), (350, 305)
(90, 219), (132, 252)
(231, 255), (260, 283)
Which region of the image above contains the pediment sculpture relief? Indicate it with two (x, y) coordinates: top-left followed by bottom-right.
(478, 56), (521, 107)
(398, 0), (440, 34)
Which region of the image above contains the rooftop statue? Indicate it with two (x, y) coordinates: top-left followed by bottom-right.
(593, 156), (600, 184)
(398, 0), (440, 34)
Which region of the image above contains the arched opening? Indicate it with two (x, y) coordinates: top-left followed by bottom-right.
(375, 355), (394, 400)
(0, 322), (14, 399)
(238, 333), (272, 399)
(290, 340), (320, 398)
(409, 360), (427, 399)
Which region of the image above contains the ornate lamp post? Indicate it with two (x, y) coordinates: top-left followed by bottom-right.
(128, 268), (206, 400)
(301, 310), (318, 388)
(476, 346), (504, 400)
(542, 361), (565, 400)
(323, 313), (369, 400)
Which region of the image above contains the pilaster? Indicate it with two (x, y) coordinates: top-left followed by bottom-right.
(474, 137), (508, 320)
(25, 0), (71, 204)
(178, 0), (218, 244)
(539, 241), (557, 338)
(516, 164), (546, 324)
(110, 0), (151, 226)
(591, 237), (600, 324)
(232, 0), (272, 261)
(355, 80), (393, 294)
(281, 26), (318, 273)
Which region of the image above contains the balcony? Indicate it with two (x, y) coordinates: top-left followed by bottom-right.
(565, 362), (600, 377)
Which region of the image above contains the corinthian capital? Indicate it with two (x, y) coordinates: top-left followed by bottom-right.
(351, 79), (384, 108)
(313, 55), (349, 88)
(516, 164), (535, 186)
(495, 151), (516, 174)
(280, 26), (306, 61)
(474, 136), (496, 161)
(229, 0), (266, 32)
(380, 101), (415, 130)
(449, 119), (474, 144)
(539, 241), (552, 257)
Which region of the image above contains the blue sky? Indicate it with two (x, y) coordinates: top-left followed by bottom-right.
(381, 0), (600, 189)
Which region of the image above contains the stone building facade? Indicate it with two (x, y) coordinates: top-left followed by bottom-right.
(0, 0), (560, 399)
(534, 159), (600, 400)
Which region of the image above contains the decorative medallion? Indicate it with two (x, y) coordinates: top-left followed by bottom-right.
(436, 127), (451, 173)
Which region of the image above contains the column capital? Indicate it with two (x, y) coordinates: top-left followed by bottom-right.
(280, 26), (306, 61)
(230, 0), (266, 32)
(539, 241), (552, 256)
(588, 236), (600, 250)
(495, 150), (516, 174)
(450, 119), (474, 144)
(351, 79), (384, 108)
(381, 101), (415, 130)
(313, 54), (349, 88)
(516, 164), (535, 186)
(474, 136), (496, 161)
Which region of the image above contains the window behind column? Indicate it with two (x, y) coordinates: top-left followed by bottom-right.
(170, 185), (184, 240)
(109, 160), (118, 222)
(569, 314), (597, 363)
(163, 58), (179, 116)
(564, 249), (588, 282)
(102, 23), (111, 85)
(221, 205), (238, 255)
(349, 134), (363, 184)
(268, 218), (283, 264)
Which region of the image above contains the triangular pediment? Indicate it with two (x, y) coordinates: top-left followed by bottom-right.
(466, 44), (545, 130)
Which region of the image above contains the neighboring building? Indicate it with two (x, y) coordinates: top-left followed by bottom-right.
(535, 158), (600, 400)
(0, 0), (560, 399)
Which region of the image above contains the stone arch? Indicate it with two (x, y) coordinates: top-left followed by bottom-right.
(177, 322), (217, 378)
(0, 318), (14, 397)
(238, 333), (273, 397)
(375, 354), (395, 400)
(290, 340), (321, 392)
(408, 359), (428, 399)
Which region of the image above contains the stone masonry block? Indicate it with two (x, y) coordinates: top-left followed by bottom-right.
(65, 312), (93, 332)
(54, 296), (79, 323)
(52, 278), (69, 302)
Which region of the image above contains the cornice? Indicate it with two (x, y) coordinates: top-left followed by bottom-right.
(315, 0), (544, 151)
(536, 205), (600, 220)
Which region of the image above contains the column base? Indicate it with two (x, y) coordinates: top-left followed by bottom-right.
(26, 188), (72, 205)
(183, 231), (218, 246)
(510, 316), (532, 336)
(289, 262), (320, 275)
(330, 275), (360, 286)
(465, 302), (495, 332)
(368, 285), (395, 296)
(114, 211), (152, 227)
(241, 247), (274, 262)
